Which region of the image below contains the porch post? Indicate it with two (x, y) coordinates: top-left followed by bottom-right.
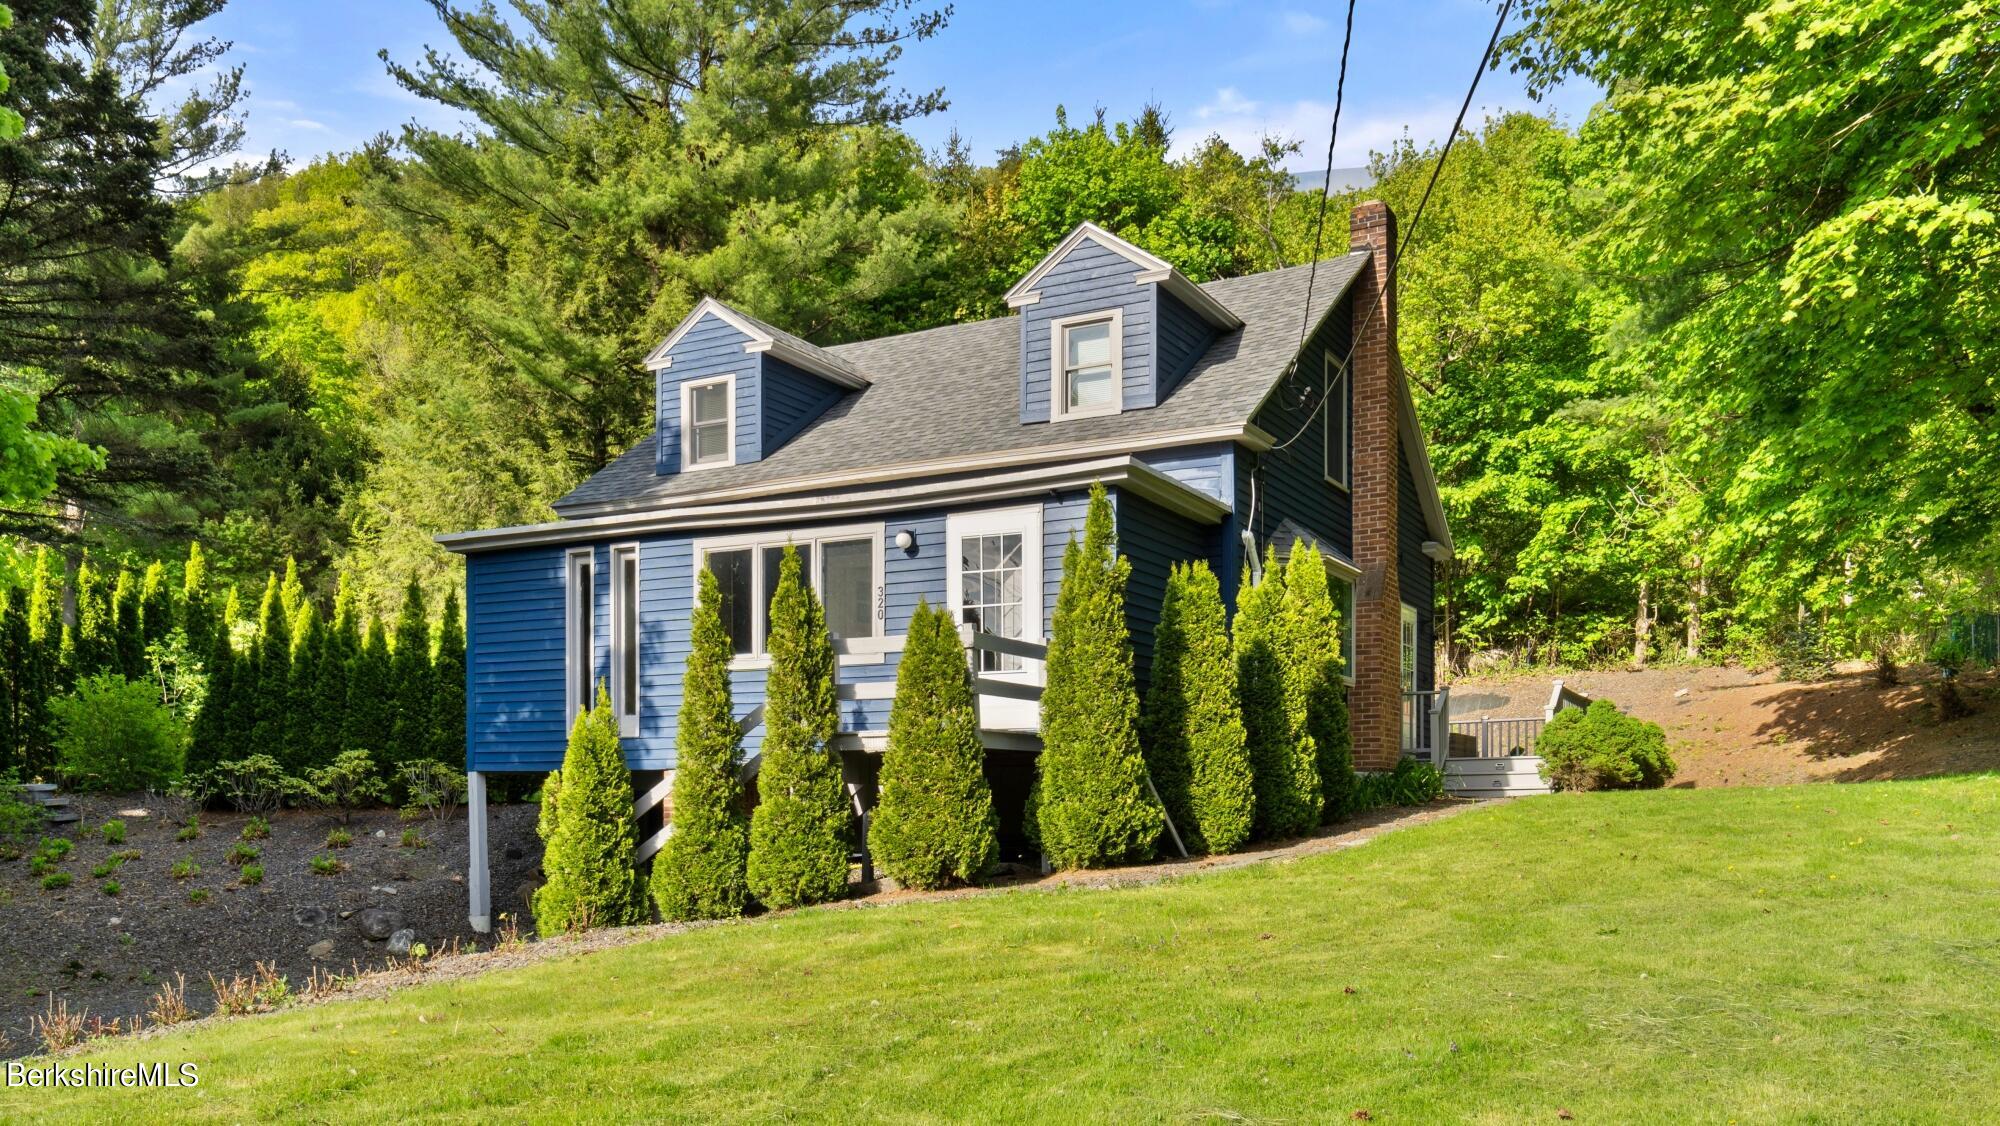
(467, 770), (491, 934)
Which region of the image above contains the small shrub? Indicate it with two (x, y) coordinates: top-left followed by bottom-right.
(187, 888), (211, 905)
(33, 996), (87, 1053)
(175, 819), (202, 842)
(399, 827), (428, 849)
(0, 792), (39, 857)
(226, 841), (259, 866)
(147, 974), (191, 1026)
(208, 756), (302, 814)
(114, 848), (141, 862)
(1348, 758), (1447, 811)
(305, 751), (388, 823)
(401, 759), (465, 822)
(240, 815), (271, 841)
(38, 836), (72, 861)
(1537, 700), (1677, 792)
(100, 879), (120, 896)
(239, 863), (264, 886)
(325, 827), (353, 849)
(41, 871), (72, 890)
(89, 857), (123, 879)
(99, 820), (125, 846)
(532, 687), (642, 935)
(52, 673), (187, 792)
(170, 855), (200, 880)
(208, 963), (287, 1016)
(308, 854), (343, 876)
(1774, 620), (1836, 682)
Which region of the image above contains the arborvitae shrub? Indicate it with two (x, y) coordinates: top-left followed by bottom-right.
(431, 588), (466, 763)
(650, 568), (752, 921)
(112, 571), (144, 679)
(22, 550), (63, 775)
(278, 557), (305, 624)
(747, 546), (850, 909)
(1032, 484), (1162, 869)
(343, 618), (394, 764)
(138, 561), (173, 648)
(187, 629), (236, 777)
(1537, 700), (1676, 792)
(250, 575), (292, 759)
(179, 542), (213, 659)
(533, 686), (641, 935)
(309, 611), (349, 769)
(1142, 562), (1253, 854)
(1236, 550), (1320, 838)
(73, 561), (114, 678)
(870, 601), (998, 889)
(1281, 544), (1352, 820)
(388, 578), (432, 769)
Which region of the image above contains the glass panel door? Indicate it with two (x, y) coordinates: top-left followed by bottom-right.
(960, 532), (1024, 672)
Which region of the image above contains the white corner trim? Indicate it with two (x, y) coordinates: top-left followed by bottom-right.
(1048, 308), (1125, 423)
(679, 373), (737, 472)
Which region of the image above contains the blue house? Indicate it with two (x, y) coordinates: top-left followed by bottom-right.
(442, 201), (1453, 929)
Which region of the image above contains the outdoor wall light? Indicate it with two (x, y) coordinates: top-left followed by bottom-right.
(894, 529), (916, 552)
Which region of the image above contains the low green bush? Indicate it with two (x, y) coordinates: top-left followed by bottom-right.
(241, 816), (271, 841)
(52, 674), (186, 792)
(1537, 700), (1676, 791)
(0, 791), (39, 857)
(1349, 758), (1446, 812)
(239, 863), (264, 886)
(41, 871), (71, 890)
(100, 820), (125, 846)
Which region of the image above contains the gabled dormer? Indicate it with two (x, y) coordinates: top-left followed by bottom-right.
(643, 298), (868, 476)
(1006, 222), (1241, 425)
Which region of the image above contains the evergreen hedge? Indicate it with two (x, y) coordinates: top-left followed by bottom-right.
(431, 587), (466, 763)
(533, 685), (642, 935)
(1280, 544), (1353, 820)
(388, 577), (433, 769)
(1141, 561), (1253, 854)
(650, 567), (752, 920)
(1031, 485), (1162, 869)
(1236, 550), (1320, 838)
(746, 545), (851, 909)
(343, 617), (394, 761)
(869, 600), (998, 889)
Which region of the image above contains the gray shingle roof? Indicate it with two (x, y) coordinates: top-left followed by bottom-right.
(556, 254), (1366, 514)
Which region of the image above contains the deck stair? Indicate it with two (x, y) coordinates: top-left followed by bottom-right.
(14, 783), (81, 827)
(1442, 755), (1552, 798)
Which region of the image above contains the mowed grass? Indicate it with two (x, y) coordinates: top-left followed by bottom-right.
(12, 777), (2000, 1124)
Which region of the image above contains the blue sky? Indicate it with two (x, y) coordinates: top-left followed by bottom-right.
(199, 0), (1596, 173)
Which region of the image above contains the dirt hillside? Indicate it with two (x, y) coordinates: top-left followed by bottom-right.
(1448, 664), (1999, 787)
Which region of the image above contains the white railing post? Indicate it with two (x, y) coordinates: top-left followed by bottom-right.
(467, 770), (490, 934)
(958, 622), (982, 731)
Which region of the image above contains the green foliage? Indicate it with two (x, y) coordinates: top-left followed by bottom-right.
(1537, 700), (1676, 792)
(100, 819), (123, 846)
(650, 568), (751, 921)
(187, 625), (235, 778)
(250, 574), (292, 761)
(1930, 636), (1970, 676)
(40, 871), (70, 891)
(1032, 485), (1162, 869)
(239, 863), (263, 886)
(206, 757), (297, 815)
(226, 841), (258, 866)
(747, 546), (850, 909)
(388, 578), (432, 769)
(1774, 620), (1837, 683)
(1141, 562), (1253, 855)
(170, 855), (198, 879)
(0, 788), (37, 853)
(870, 601), (998, 889)
(52, 674), (185, 792)
(342, 618), (394, 761)
(1235, 553), (1319, 838)
(308, 854), (342, 876)
(400, 758), (464, 821)
(241, 815), (270, 841)
(431, 587), (466, 763)
(534, 686), (642, 935)
(326, 827), (353, 849)
(1350, 758), (1446, 812)
(306, 751), (388, 822)
(1278, 545), (1351, 820)
(400, 827), (427, 850)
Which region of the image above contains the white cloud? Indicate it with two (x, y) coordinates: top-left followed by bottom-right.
(286, 118), (330, 132)
(1280, 10), (1328, 35)
(1176, 87), (1551, 169)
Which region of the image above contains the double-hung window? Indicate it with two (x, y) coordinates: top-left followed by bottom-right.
(565, 548), (595, 723)
(681, 375), (734, 469)
(697, 524), (883, 661)
(1324, 354), (1351, 489)
(610, 545), (640, 736)
(1050, 310), (1121, 420)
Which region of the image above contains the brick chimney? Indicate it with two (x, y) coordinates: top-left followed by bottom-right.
(1347, 200), (1403, 772)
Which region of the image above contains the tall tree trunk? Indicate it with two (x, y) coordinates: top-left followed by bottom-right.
(1685, 558), (1705, 661)
(1633, 576), (1651, 667)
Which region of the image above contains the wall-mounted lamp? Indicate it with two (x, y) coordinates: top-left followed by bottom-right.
(894, 529), (916, 552)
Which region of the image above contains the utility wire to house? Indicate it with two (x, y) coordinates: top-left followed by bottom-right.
(1289, 0), (1359, 371)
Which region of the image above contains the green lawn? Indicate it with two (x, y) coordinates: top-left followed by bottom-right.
(11, 777), (2000, 1123)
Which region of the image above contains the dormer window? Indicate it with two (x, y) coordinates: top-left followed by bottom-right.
(1050, 310), (1122, 421)
(682, 375), (735, 469)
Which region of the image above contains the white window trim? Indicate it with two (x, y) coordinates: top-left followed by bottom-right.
(679, 374), (737, 471)
(691, 521), (889, 668)
(1048, 309), (1124, 422)
(1324, 353), (1351, 491)
(945, 505), (1045, 676)
(610, 543), (640, 738)
(564, 547), (595, 725)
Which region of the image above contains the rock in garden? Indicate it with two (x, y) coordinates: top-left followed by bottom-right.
(356, 906), (404, 940)
(307, 940), (335, 960)
(386, 929), (417, 956)
(293, 905), (330, 927)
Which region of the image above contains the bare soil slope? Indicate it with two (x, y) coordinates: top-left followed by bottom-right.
(1450, 664), (1999, 787)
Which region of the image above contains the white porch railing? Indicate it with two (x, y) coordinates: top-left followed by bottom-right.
(1402, 686), (1452, 760)
(1442, 678), (1593, 759)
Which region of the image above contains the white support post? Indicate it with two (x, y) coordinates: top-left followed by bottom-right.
(958, 622), (982, 732)
(467, 770), (490, 934)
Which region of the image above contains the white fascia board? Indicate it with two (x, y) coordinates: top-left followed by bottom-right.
(437, 455), (1229, 554)
(643, 297), (868, 390)
(1004, 222), (1175, 307)
(1132, 269), (1243, 331)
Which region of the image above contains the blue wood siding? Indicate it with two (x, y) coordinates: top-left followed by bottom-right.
(465, 546), (569, 773)
(1020, 239), (1154, 422)
(1114, 487), (1223, 686)
(761, 355), (843, 458)
(1137, 443), (1233, 506)
(1154, 288), (1214, 399)
(1239, 288), (1355, 559)
(1398, 446), (1436, 692)
(1041, 491), (1092, 632)
(655, 312), (758, 476)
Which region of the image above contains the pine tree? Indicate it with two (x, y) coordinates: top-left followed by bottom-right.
(389, 577), (433, 768)
(112, 570), (144, 679)
(1032, 484), (1162, 869)
(251, 574), (292, 759)
(431, 587), (466, 764)
(343, 617), (395, 761)
(179, 543), (213, 659)
(310, 606), (351, 771)
(330, 573), (361, 657)
(869, 601), (998, 889)
(533, 685), (641, 935)
(650, 567), (752, 921)
(1142, 562), (1254, 855)
(138, 561), (173, 648)
(278, 556), (305, 623)
(747, 545), (850, 909)
(1237, 550), (1320, 838)
(1282, 544), (1353, 820)
(284, 606), (327, 774)
(188, 628), (235, 777)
